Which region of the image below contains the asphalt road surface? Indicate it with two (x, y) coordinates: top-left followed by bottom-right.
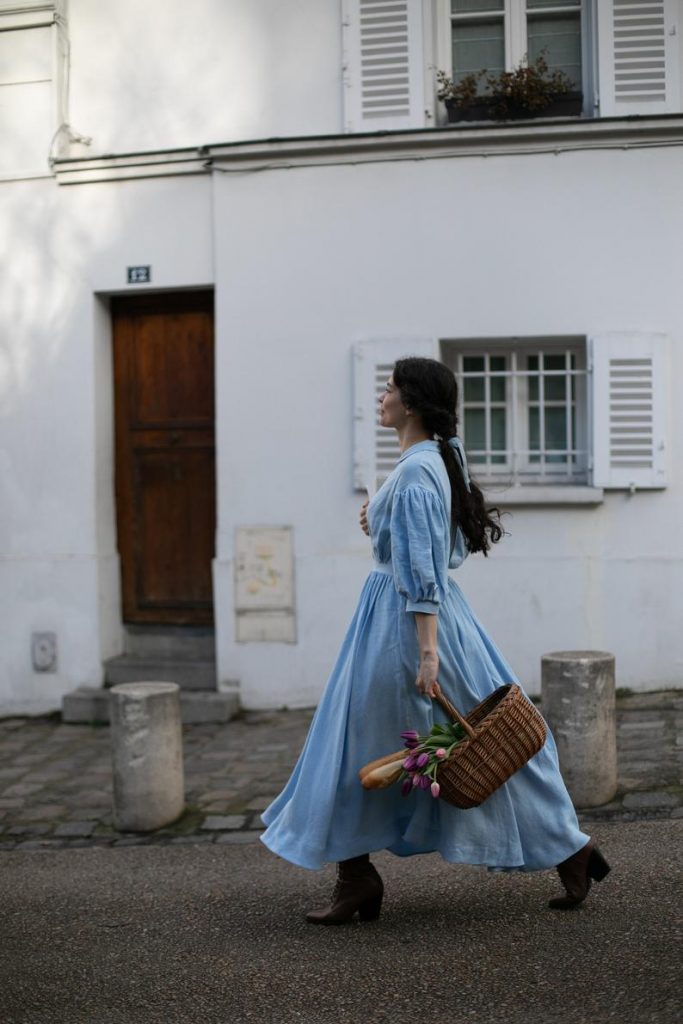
(1, 819), (680, 1024)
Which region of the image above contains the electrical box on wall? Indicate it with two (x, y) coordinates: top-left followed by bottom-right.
(31, 632), (57, 673)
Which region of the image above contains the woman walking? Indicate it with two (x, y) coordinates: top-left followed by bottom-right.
(260, 357), (609, 922)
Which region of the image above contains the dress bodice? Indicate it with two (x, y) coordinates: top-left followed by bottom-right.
(366, 440), (469, 615)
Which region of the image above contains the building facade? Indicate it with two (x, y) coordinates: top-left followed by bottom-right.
(1, 0), (682, 715)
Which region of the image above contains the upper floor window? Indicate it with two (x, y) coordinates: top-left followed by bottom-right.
(448, 0), (583, 90)
(343, 1), (681, 134)
(0, 1), (59, 179)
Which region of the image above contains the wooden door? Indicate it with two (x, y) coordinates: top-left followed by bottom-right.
(112, 291), (215, 625)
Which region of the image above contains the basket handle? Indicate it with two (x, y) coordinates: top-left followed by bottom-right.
(434, 688), (477, 740)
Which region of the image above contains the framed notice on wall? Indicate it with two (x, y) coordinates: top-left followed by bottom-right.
(234, 527), (296, 643)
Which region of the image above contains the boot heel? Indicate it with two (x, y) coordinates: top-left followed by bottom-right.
(358, 893), (383, 921)
(588, 847), (610, 882)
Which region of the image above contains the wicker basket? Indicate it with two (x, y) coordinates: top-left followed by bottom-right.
(434, 684), (547, 809)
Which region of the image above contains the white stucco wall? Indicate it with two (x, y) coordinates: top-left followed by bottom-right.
(212, 143), (683, 707)
(3, 1), (683, 715)
(67, 0), (343, 158)
(0, 173), (213, 713)
(3, 139), (683, 714)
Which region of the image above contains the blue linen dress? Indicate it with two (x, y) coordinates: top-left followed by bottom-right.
(261, 439), (588, 871)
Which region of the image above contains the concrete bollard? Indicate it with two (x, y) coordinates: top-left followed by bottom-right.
(541, 651), (617, 808)
(109, 682), (185, 832)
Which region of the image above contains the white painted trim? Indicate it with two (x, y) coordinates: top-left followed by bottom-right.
(0, 0), (55, 30)
(51, 114), (683, 184)
(590, 332), (669, 490)
(597, 0), (680, 116)
(486, 485), (604, 506)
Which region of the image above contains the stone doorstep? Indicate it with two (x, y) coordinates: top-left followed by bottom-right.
(61, 687), (240, 725)
(104, 655), (217, 692)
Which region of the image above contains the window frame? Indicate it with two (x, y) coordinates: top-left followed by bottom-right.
(441, 336), (591, 489)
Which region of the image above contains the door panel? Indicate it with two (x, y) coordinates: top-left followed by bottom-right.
(113, 292), (215, 625)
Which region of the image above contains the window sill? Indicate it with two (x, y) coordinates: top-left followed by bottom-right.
(485, 486), (604, 507)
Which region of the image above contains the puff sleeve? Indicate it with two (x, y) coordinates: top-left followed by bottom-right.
(390, 486), (450, 614)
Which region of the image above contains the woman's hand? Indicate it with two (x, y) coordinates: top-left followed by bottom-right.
(415, 653), (440, 698)
(359, 499), (370, 536)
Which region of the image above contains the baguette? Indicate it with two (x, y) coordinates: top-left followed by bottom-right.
(358, 748), (408, 783)
(360, 756), (408, 790)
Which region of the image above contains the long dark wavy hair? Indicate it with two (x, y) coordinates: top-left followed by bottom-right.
(392, 357), (503, 556)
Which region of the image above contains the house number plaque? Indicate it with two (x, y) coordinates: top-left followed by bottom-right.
(127, 265), (151, 284)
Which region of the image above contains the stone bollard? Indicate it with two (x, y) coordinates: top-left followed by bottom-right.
(109, 682), (185, 832)
(541, 651), (617, 808)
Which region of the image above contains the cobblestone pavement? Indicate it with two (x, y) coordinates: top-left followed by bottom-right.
(0, 691), (681, 853)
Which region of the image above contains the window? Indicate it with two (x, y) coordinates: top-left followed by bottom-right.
(353, 334), (667, 496)
(0, 1), (59, 178)
(447, 0), (583, 89)
(442, 338), (589, 486)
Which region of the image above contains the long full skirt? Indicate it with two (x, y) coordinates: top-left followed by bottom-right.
(260, 565), (588, 871)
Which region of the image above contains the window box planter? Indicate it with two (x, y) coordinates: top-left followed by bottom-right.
(445, 91), (584, 124)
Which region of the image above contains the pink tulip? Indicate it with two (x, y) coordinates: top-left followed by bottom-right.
(431, 782), (441, 798)
(435, 748), (447, 760)
(412, 773), (420, 787)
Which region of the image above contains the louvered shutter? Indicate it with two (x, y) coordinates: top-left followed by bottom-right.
(597, 0), (680, 116)
(353, 337), (436, 492)
(590, 333), (669, 489)
(342, 0), (425, 133)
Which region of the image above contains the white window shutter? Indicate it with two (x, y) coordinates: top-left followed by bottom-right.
(590, 332), (669, 489)
(342, 0), (425, 133)
(597, 0), (680, 116)
(353, 337), (436, 491)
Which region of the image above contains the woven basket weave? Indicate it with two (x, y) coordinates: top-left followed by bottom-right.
(434, 684), (547, 809)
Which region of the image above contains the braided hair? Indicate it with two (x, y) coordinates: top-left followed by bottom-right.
(392, 357), (503, 556)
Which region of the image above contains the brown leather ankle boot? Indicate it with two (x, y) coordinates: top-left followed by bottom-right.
(548, 838), (611, 910)
(306, 854), (384, 925)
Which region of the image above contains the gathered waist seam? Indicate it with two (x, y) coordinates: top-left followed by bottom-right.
(372, 562), (393, 576)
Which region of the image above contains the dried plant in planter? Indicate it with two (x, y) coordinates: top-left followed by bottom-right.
(437, 51), (578, 122)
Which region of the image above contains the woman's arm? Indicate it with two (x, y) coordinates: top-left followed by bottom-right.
(414, 612), (439, 698)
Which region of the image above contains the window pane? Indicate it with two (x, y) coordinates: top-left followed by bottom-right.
(528, 13), (581, 88)
(491, 408), (506, 450)
(545, 407), (567, 461)
(491, 406), (506, 464)
(490, 375), (506, 402)
(526, 0), (579, 8)
(528, 407), (540, 452)
(463, 356), (485, 372)
(544, 375), (566, 401)
(490, 356), (505, 372)
(543, 353), (565, 371)
(528, 373), (539, 402)
(527, 355), (539, 371)
(452, 1), (503, 12)
(464, 408), (486, 460)
(464, 375), (485, 402)
(452, 19), (505, 82)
